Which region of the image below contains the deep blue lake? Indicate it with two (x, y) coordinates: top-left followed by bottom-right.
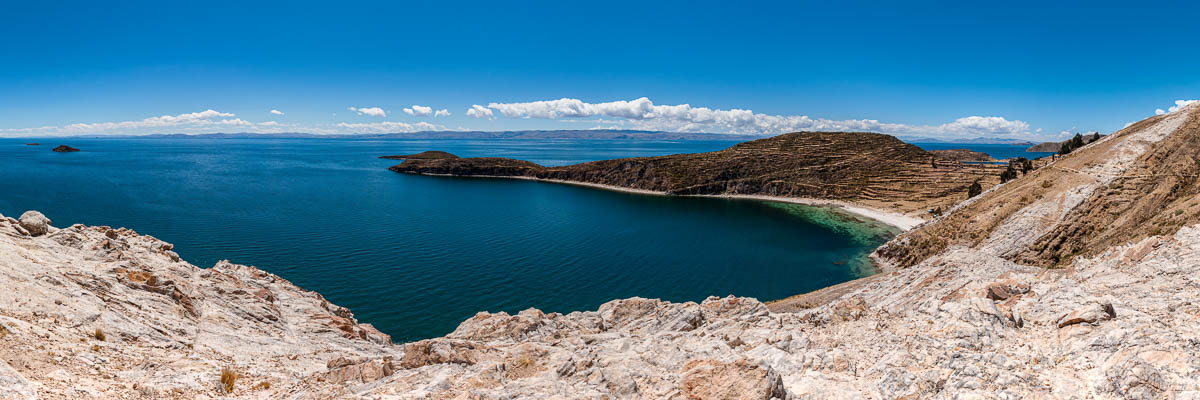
(911, 142), (1055, 160)
(0, 137), (998, 341)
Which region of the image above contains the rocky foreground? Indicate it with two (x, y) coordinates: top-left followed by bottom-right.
(4, 103), (1200, 399)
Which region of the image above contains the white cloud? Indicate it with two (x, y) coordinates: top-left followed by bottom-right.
(1156, 99), (1198, 115)
(259, 121), (280, 126)
(434, 109), (451, 117)
(335, 121), (446, 133)
(270, 109), (284, 115)
(0, 109), (267, 136)
(466, 104), (493, 119)
(403, 105), (433, 117)
(348, 106), (387, 117)
(484, 97), (1034, 138)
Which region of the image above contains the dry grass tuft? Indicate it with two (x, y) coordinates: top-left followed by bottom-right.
(0, 324), (8, 340)
(220, 367), (238, 393)
(252, 381), (271, 390)
(94, 328), (105, 341)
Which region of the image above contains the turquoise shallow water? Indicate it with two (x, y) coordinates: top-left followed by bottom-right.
(0, 138), (900, 341)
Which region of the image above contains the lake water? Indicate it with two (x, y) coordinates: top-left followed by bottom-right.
(911, 142), (1056, 160)
(0, 138), (906, 341)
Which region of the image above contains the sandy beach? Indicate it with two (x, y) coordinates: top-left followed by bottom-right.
(412, 173), (926, 231)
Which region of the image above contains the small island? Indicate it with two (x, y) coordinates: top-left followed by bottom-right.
(378, 150), (459, 160)
(52, 145), (80, 152)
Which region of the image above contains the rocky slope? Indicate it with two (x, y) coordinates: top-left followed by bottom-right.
(0, 211), (401, 398)
(390, 131), (1008, 218)
(5, 103), (1200, 399)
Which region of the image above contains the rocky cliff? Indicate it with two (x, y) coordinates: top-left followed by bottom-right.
(390, 131), (1008, 218)
(5, 103), (1200, 398)
(0, 211), (400, 398)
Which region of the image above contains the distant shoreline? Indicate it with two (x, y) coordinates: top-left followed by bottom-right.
(405, 172), (925, 231)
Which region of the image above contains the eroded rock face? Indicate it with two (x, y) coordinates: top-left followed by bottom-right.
(0, 212), (399, 398)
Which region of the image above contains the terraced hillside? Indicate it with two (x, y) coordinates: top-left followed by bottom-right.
(876, 102), (1200, 268)
(390, 131), (1007, 217)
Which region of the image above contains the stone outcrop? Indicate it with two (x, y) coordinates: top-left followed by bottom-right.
(0, 212), (399, 398)
(51, 145), (80, 152)
(17, 211), (50, 236)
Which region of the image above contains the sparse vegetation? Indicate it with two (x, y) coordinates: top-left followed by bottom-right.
(1000, 165), (1018, 183)
(1041, 180), (1053, 189)
(0, 324), (8, 339)
(516, 354), (534, 368)
(94, 328), (105, 341)
(967, 181), (983, 198)
(252, 381), (271, 390)
(220, 367), (238, 393)
(1058, 133), (1087, 155)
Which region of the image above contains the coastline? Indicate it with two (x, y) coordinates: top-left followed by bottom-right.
(405, 172), (925, 231)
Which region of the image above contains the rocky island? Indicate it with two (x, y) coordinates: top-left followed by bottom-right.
(3, 103), (1200, 398)
(51, 145), (80, 152)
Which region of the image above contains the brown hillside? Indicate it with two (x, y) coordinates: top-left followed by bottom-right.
(876, 103), (1200, 268)
(390, 132), (1007, 216)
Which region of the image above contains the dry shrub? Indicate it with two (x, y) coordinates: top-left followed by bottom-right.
(94, 328), (105, 341)
(220, 367), (238, 393)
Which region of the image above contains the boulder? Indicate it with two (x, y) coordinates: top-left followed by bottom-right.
(984, 280), (1030, 301)
(1057, 302), (1116, 328)
(400, 339), (480, 368)
(18, 211), (51, 236)
(680, 359), (792, 400)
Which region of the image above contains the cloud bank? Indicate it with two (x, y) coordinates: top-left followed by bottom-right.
(336, 121), (445, 133)
(0, 109), (279, 136)
(484, 97), (1032, 138)
(1156, 99), (1199, 115)
(270, 109), (284, 115)
(348, 106), (387, 117)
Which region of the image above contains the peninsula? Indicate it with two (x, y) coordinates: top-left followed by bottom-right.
(389, 131), (1011, 229)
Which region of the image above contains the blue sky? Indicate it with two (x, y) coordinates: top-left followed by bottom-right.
(2, 1), (1197, 140)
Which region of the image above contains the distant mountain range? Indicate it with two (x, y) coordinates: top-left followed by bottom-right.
(54, 129), (1046, 145)
(897, 136), (1036, 146)
(68, 129), (765, 141)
